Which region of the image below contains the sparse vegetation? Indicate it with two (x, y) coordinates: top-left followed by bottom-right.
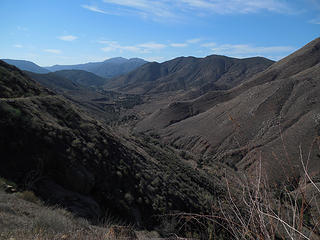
(0, 188), (151, 240)
(15, 190), (40, 204)
(1, 37), (320, 239)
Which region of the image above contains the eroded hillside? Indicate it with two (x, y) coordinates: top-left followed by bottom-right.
(135, 38), (320, 183)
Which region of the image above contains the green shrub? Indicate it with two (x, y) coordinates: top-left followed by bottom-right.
(0, 102), (21, 118)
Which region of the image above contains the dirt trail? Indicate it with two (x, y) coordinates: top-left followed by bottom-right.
(0, 95), (55, 102)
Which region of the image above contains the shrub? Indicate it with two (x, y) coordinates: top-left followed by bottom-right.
(31, 207), (76, 234)
(15, 190), (40, 204)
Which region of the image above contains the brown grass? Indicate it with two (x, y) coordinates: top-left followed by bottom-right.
(163, 142), (320, 239)
(0, 189), (126, 240)
(0, 187), (163, 240)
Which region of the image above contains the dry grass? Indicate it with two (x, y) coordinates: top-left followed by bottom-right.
(0, 187), (162, 240)
(165, 141), (320, 240)
(15, 190), (41, 204)
(218, 144), (320, 240)
(0, 189), (121, 240)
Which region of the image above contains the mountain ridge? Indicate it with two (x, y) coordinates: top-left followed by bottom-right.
(135, 37), (320, 183)
(50, 69), (107, 87)
(46, 57), (148, 78)
(104, 55), (274, 95)
(2, 59), (50, 74)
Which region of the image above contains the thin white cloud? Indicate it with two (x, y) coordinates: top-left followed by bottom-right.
(138, 42), (166, 50)
(100, 41), (141, 53)
(102, 0), (175, 18)
(186, 38), (201, 44)
(58, 35), (78, 41)
(180, 0), (290, 14)
(307, 0), (320, 24)
(201, 42), (216, 48)
(17, 26), (28, 31)
(13, 44), (23, 48)
(100, 0), (292, 21)
(81, 5), (107, 14)
(205, 43), (294, 58)
(100, 40), (166, 53)
(144, 56), (166, 62)
(44, 49), (61, 54)
(98, 40), (117, 45)
(170, 43), (188, 47)
(309, 17), (320, 24)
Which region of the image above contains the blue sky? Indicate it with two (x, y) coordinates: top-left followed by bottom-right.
(0, 0), (319, 66)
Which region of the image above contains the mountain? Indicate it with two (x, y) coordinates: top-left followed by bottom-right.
(25, 71), (80, 91)
(48, 70), (107, 87)
(104, 55), (274, 95)
(0, 60), (222, 231)
(25, 70), (107, 92)
(46, 57), (147, 78)
(136, 38), (320, 183)
(2, 38), (320, 238)
(2, 59), (50, 74)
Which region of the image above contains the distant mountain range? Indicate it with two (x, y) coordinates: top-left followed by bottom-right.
(2, 57), (148, 79)
(46, 57), (147, 78)
(105, 55), (274, 95)
(2, 59), (50, 74)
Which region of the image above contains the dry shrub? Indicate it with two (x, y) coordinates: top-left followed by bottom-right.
(219, 144), (320, 240)
(15, 190), (40, 204)
(106, 225), (138, 239)
(168, 143), (320, 240)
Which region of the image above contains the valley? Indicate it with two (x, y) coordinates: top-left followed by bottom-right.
(1, 38), (320, 239)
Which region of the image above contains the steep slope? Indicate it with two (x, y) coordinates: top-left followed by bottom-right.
(136, 38), (320, 183)
(105, 55), (274, 94)
(25, 71), (80, 92)
(0, 60), (222, 229)
(53, 70), (107, 87)
(46, 57), (147, 78)
(2, 59), (50, 74)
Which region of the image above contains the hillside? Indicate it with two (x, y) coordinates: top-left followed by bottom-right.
(2, 59), (50, 74)
(0, 60), (223, 234)
(25, 71), (80, 92)
(46, 57), (147, 78)
(104, 55), (274, 95)
(136, 38), (320, 183)
(1, 37), (320, 238)
(53, 69), (107, 87)
(25, 70), (143, 124)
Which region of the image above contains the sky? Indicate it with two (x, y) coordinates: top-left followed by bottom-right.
(0, 0), (319, 66)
